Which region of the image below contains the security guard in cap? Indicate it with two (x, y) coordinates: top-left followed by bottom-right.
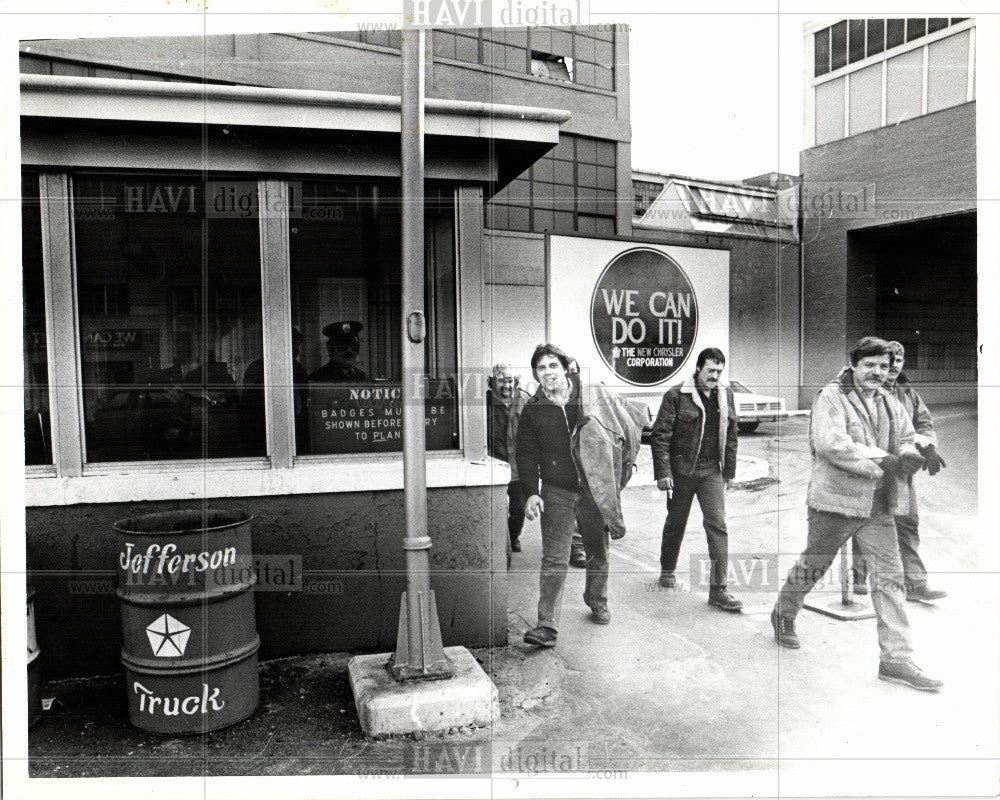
(308, 320), (369, 382)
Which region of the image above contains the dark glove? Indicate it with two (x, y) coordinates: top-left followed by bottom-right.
(899, 451), (925, 477)
(920, 444), (946, 476)
(610, 526), (626, 541)
(878, 454), (901, 476)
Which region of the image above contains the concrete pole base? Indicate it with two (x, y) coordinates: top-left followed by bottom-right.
(348, 646), (500, 738)
(803, 595), (877, 620)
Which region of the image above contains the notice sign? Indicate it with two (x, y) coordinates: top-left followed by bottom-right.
(590, 248), (698, 386)
(308, 380), (457, 454)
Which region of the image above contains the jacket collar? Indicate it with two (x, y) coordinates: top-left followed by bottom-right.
(679, 373), (724, 412)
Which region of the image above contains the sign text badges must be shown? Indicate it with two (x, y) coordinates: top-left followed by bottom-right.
(308, 380), (458, 454)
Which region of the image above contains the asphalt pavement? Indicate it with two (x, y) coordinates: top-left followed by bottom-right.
(25, 405), (998, 797)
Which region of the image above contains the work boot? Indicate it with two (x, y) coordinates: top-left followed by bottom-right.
(658, 571), (676, 589)
(590, 607), (610, 625)
(510, 536), (522, 553)
(853, 582), (868, 595)
(878, 660), (943, 692)
(770, 609), (800, 649)
(569, 547), (587, 569)
(708, 587), (743, 613)
(907, 585), (948, 603)
(523, 626), (558, 647)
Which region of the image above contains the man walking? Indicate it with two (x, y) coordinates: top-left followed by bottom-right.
(516, 344), (644, 647)
(650, 347), (743, 612)
(771, 337), (943, 692)
(853, 340), (948, 602)
(487, 363), (529, 554)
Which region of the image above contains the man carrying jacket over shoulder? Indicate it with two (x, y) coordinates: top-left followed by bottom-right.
(516, 343), (645, 648)
(771, 337), (943, 692)
(650, 347), (743, 612)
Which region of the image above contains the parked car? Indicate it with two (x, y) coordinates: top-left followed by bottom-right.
(638, 379), (789, 440)
(729, 379), (789, 433)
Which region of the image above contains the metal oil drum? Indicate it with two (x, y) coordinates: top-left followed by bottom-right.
(113, 509), (260, 735)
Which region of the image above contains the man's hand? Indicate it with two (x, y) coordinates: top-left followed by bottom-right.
(656, 477), (674, 492)
(524, 495), (544, 521)
(899, 451), (925, 477)
(919, 444), (947, 476)
(725, 479), (734, 491)
(878, 454), (901, 475)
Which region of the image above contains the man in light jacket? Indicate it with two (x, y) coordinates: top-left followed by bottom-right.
(650, 347), (743, 612)
(516, 343), (645, 647)
(771, 337), (943, 692)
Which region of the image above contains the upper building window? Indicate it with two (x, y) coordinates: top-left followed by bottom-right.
(814, 17), (970, 77)
(812, 20), (973, 145)
(486, 134), (616, 236)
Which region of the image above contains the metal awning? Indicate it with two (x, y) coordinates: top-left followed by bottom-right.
(20, 74), (571, 193)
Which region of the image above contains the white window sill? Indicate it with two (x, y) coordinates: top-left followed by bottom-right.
(25, 455), (512, 507)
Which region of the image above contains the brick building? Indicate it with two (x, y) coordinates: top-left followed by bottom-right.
(800, 17), (976, 403)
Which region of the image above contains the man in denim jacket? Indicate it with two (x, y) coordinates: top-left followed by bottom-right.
(650, 347), (742, 612)
(771, 337), (943, 692)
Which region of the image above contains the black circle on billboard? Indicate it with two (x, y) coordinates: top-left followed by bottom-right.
(589, 248), (698, 386)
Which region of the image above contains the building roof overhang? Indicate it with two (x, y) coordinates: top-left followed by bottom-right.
(20, 74), (571, 193)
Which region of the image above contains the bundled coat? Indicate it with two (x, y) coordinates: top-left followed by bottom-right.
(889, 372), (937, 449)
(808, 369), (919, 518)
(516, 375), (646, 539)
(650, 375), (738, 482)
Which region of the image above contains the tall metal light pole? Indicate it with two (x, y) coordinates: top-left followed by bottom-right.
(387, 25), (454, 682)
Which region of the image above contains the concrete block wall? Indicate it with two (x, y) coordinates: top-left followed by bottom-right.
(27, 485), (509, 679)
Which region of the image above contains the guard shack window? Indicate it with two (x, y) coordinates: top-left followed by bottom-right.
(289, 181), (459, 456)
(72, 175), (265, 463)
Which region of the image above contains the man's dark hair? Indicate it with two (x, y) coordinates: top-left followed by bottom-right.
(696, 347), (727, 369)
(529, 343), (571, 378)
(849, 336), (891, 366)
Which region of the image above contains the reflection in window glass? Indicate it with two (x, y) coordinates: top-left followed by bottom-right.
(815, 77), (845, 144)
(289, 182), (458, 455)
(886, 48), (923, 124)
(72, 175), (265, 462)
(849, 62), (882, 135)
(23, 173), (51, 465)
(927, 31), (969, 113)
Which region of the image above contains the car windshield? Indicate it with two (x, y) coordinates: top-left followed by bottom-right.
(730, 380), (752, 393)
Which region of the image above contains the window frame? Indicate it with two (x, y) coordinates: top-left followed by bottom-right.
(28, 171), (480, 493)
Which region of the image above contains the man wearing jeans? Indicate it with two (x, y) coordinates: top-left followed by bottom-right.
(650, 347), (743, 612)
(771, 337), (943, 692)
(516, 343), (644, 647)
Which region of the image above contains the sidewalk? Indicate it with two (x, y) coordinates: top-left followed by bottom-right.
(27, 410), (999, 788)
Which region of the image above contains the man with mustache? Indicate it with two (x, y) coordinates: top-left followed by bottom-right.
(650, 347), (743, 612)
(771, 337), (943, 692)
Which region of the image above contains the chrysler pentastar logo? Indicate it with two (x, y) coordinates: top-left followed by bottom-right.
(146, 613), (191, 657)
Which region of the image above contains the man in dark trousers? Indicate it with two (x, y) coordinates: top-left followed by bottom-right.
(516, 343), (645, 647)
(853, 339), (948, 602)
(650, 347), (743, 612)
(487, 362), (529, 554)
(771, 337), (942, 692)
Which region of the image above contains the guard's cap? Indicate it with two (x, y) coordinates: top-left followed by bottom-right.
(322, 320), (363, 345)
